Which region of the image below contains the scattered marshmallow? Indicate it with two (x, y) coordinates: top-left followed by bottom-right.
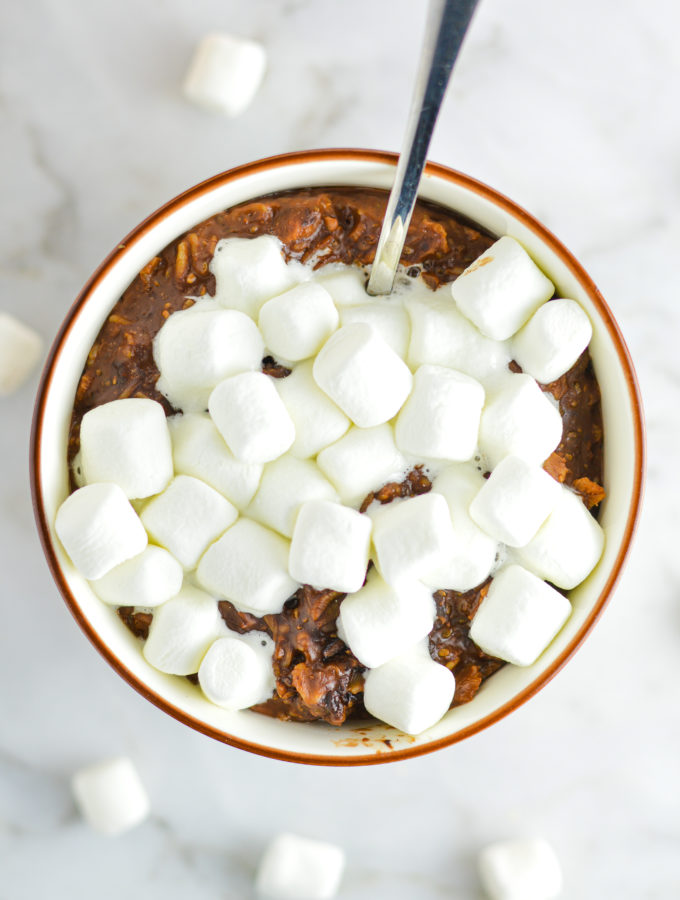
(247, 456), (338, 538)
(477, 837), (563, 900)
(451, 236), (554, 340)
(79, 398), (173, 499)
(55, 483), (148, 580)
(259, 282), (338, 362)
(197, 518), (297, 615)
(469, 456), (561, 548)
(183, 33), (267, 117)
(0, 311), (43, 395)
(316, 264), (370, 306)
(211, 236), (300, 319)
(255, 832), (346, 900)
(470, 564), (571, 666)
(275, 360), (350, 459)
(90, 545), (183, 608)
(395, 364), (485, 462)
(143, 585), (220, 675)
(71, 757), (149, 836)
(512, 297), (593, 384)
(209, 371), (295, 463)
(288, 500), (372, 593)
(313, 323), (412, 427)
(198, 636), (274, 709)
(339, 300), (410, 359)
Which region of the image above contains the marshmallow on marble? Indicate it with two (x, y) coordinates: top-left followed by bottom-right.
(469, 456), (561, 548)
(211, 236), (300, 318)
(79, 398), (173, 499)
(197, 518), (297, 615)
(313, 323), (412, 427)
(0, 311), (43, 395)
(316, 264), (370, 306)
(247, 456), (338, 538)
(209, 371), (295, 463)
(71, 757), (149, 836)
(141, 475), (237, 570)
(183, 33), (266, 117)
(55, 483), (148, 580)
(512, 297), (593, 384)
(288, 500), (372, 593)
(478, 838), (563, 900)
(198, 636), (274, 710)
(255, 832), (346, 900)
(451, 236), (554, 341)
(259, 282), (338, 362)
(143, 585), (220, 674)
(516, 486), (605, 589)
(470, 564), (571, 666)
(478, 373), (563, 469)
(339, 301), (410, 359)
(395, 364), (484, 462)
(90, 545), (183, 608)
(275, 360), (350, 459)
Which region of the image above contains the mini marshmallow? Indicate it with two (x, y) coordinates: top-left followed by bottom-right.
(339, 570), (435, 668)
(395, 364), (485, 462)
(90, 545), (183, 608)
(371, 492), (456, 587)
(478, 838), (563, 900)
(469, 456), (561, 548)
(288, 500), (372, 593)
(71, 757), (149, 836)
(79, 398), (173, 499)
(211, 236), (300, 319)
(209, 371), (295, 463)
(363, 641), (455, 735)
(275, 360), (350, 459)
(183, 33), (266, 117)
(55, 483), (148, 580)
(451, 236), (554, 340)
(169, 412), (263, 509)
(316, 264), (370, 306)
(247, 456), (338, 538)
(516, 487), (605, 589)
(0, 311), (43, 395)
(197, 518), (297, 615)
(255, 832), (346, 900)
(198, 636), (274, 710)
(470, 564), (571, 666)
(259, 282), (338, 362)
(317, 424), (406, 507)
(141, 475), (238, 570)
(478, 373), (563, 469)
(143, 585), (220, 675)
(313, 323), (413, 427)
(339, 301), (410, 359)
(512, 297), (593, 384)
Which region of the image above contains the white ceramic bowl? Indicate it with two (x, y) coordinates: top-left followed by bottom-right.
(31, 149), (644, 765)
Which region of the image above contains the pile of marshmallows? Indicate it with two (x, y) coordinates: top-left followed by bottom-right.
(56, 232), (605, 736)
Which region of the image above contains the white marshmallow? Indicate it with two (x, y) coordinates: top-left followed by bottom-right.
(512, 298), (593, 384)
(0, 312), (43, 395)
(275, 361), (350, 459)
(470, 564), (571, 666)
(55, 483), (148, 580)
(141, 475), (238, 570)
(363, 641), (455, 735)
(209, 371), (295, 463)
(339, 570), (435, 668)
(395, 364), (484, 462)
(211, 236), (299, 319)
(71, 757), (149, 836)
(143, 585), (220, 675)
(288, 500), (372, 593)
(255, 832), (346, 900)
(247, 456), (338, 538)
(316, 424), (406, 507)
(478, 373), (563, 469)
(169, 412), (263, 509)
(478, 838), (563, 900)
(90, 545), (183, 608)
(316, 264), (370, 306)
(79, 398), (173, 499)
(197, 518), (297, 615)
(183, 33), (266, 117)
(339, 301), (410, 359)
(371, 492), (456, 587)
(469, 456), (561, 548)
(516, 487), (605, 589)
(451, 236), (555, 340)
(424, 465), (499, 591)
(313, 323), (413, 427)
(259, 282), (338, 362)
(198, 636), (274, 709)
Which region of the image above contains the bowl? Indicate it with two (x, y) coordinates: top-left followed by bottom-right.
(30, 149), (645, 765)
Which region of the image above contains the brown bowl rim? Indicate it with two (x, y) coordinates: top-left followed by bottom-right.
(30, 148), (645, 766)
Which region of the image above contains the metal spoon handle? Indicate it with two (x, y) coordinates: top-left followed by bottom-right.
(367, 0), (480, 295)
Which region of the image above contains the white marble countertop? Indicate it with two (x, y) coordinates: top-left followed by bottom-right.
(1, 0), (679, 897)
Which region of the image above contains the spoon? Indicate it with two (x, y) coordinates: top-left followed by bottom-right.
(366, 0), (480, 295)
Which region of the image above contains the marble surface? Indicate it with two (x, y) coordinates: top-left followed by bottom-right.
(1, 0), (678, 896)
